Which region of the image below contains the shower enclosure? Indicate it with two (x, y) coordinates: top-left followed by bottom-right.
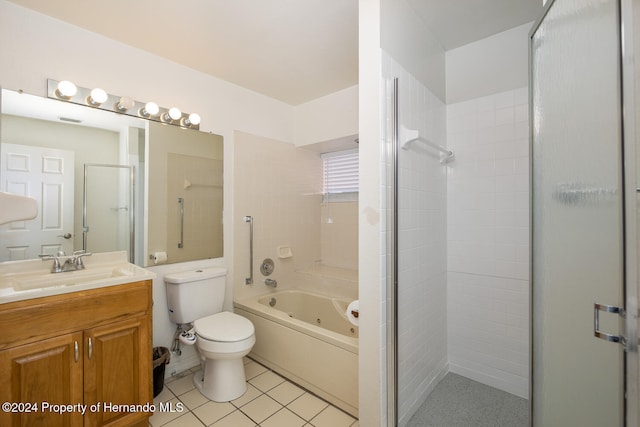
(83, 163), (135, 262)
(530, 0), (639, 425)
(385, 57), (449, 426)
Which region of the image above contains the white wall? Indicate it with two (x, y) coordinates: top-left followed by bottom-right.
(445, 26), (531, 398)
(446, 23), (532, 104)
(358, 0), (384, 425)
(380, 0), (446, 101)
(294, 85), (358, 147)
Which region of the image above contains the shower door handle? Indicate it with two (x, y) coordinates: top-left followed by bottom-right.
(594, 303), (626, 347)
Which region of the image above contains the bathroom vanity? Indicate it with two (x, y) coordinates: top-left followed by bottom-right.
(0, 252), (154, 427)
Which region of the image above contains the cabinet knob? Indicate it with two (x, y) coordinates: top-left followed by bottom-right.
(88, 337), (93, 360)
(74, 341), (79, 363)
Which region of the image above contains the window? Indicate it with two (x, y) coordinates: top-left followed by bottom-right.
(322, 149), (358, 202)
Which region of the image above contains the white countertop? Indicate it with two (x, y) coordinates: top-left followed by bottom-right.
(0, 251), (155, 304)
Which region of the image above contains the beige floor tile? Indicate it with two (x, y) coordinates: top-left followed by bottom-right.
(166, 373), (196, 396)
(239, 394), (283, 424)
(163, 412), (206, 427)
(149, 397), (185, 427)
(309, 405), (356, 427)
(210, 409), (257, 427)
(231, 384), (262, 408)
(351, 421), (359, 426)
(287, 393), (329, 421)
(192, 401), (235, 426)
(267, 381), (305, 405)
(153, 386), (175, 405)
(244, 361), (268, 379)
(248, 370), (284, 392)
(179, 388), (209, 410)
(261, 408), (306, 427)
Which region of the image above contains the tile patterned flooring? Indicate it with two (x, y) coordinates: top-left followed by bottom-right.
(149, 358), (359, 427)
(406, 373), (530, 427)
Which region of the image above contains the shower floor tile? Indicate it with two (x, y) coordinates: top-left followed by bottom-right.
(149, 358), (358, 427)
(406, 373), (530, 427)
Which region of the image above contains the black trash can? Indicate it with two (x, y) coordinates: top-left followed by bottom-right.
(152, 347), (171, 397)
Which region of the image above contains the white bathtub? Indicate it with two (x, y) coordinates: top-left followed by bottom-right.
(234, 289), (358, 417)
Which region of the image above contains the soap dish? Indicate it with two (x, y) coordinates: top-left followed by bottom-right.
(277, 245), (293, 259)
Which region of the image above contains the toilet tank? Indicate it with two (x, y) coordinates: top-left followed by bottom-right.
(164, 267), (227, 324)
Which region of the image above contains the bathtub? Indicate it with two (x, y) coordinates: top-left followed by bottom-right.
(234, 289), (358, 417)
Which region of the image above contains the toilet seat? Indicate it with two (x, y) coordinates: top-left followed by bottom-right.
(194, 311), (254, 342)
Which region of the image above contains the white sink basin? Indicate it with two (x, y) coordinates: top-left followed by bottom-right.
(0, 251), (155, 303)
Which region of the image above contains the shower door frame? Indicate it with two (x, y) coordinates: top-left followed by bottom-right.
(529, 0), (639, 424)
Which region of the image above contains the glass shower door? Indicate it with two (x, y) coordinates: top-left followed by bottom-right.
(83, 164), (134, 261)
(531, 0), (626, 425)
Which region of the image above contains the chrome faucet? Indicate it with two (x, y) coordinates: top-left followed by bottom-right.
(39, 250), (92, 273)
(264, 278), (277, 288)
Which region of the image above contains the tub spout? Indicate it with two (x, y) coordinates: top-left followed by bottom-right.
(265, 278), (277, 287)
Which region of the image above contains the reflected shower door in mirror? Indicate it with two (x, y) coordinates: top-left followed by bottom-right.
(83, 164), (134, 260)
(147, 121), (223, 266)
(0, 87), (224, 266)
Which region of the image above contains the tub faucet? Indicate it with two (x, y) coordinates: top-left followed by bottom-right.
(264, 278), (277, 288)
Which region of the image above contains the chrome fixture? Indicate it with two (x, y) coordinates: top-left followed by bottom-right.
(264, 278), (278, 288)
(171, 324), (185, 355)
(260, 258), (274, 276)
(47, 79), (200, 130)
(244, 216), (253, 284)
(177, 198), (184, 248)
(39, 250), (92, 273)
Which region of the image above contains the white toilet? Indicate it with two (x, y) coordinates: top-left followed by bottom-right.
(164, 267), (255, 402)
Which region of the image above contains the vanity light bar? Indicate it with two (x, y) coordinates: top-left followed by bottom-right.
(46, 79), (200, 130)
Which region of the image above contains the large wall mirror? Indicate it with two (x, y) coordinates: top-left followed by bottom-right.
(0, 88), (223, 267)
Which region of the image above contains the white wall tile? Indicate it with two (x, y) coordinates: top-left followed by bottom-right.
(447, 88), (530, 398)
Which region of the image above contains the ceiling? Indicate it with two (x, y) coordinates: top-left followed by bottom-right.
(8, 0), (542, 105)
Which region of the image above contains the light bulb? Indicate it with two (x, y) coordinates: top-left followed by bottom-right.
(88, 88), (108, 105)
(187, 113), (200, 125)
(117, 96), (135, 112)
(57, 80), (77, 98)
(144, 102), (159, 116)
(168, 107), (182, 120)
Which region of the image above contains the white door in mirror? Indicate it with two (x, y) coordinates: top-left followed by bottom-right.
(0, 144), (75, 260)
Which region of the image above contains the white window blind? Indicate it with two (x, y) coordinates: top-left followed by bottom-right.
(322, 149), (358, 201)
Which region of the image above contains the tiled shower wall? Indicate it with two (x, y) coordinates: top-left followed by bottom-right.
(446, 88), (530, 398)
(382, 51), (449, 425)
(233, 131), (323, 302)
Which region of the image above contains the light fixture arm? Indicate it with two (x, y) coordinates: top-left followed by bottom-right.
(47, 79), (201, 130)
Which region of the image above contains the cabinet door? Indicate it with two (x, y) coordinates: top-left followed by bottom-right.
(0, 332), (84, 427)
(83, 317), (151, 427)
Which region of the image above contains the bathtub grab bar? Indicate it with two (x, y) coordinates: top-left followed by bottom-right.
(177, 198), (184, 248)
(244, 216), (253, 284)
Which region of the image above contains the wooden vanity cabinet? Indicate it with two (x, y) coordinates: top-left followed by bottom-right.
(0, 280), (152, 427)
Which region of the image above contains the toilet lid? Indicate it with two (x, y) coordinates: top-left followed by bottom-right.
(194, 312), (254, 342)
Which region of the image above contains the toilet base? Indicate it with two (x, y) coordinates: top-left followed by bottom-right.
(193, 357), (247, 402)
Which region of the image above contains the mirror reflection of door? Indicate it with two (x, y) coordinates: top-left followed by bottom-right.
(0, 143), (74, 260)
